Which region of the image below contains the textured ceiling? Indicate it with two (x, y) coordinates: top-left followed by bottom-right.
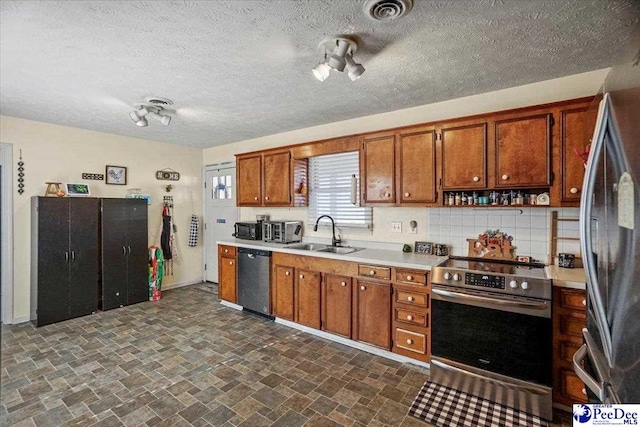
(1, 0), (638, 148)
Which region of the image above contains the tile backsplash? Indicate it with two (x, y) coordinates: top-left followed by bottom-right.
(426, 207), (580, 263)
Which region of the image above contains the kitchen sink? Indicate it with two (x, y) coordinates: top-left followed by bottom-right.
(315, 246), (363, 255)
(287, 243), (330, 251)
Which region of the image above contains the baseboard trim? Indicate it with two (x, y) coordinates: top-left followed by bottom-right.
(163, 279), (203, 291)
(220, 300), (243, 311)
(11, 315), (31, 325)
(275, 318), (430, 370)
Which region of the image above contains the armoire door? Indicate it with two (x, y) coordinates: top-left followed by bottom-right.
(125, 199), (149, 305)
(101, 199), (127, 309)
(68, 198), (99, 317)
(36, 198), (70, 326)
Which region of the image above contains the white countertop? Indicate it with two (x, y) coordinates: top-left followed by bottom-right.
(217, 239), (448, 271)
(545, 265), (586, 290)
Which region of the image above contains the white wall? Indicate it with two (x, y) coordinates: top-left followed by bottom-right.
(0, 116), (203, 322)
(203, 69), (607, 247)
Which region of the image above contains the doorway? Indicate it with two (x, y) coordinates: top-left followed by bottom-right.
(0, 143), (13, 324)
(203, 164), (238, 282)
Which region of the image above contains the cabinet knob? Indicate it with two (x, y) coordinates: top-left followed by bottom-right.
(473, 176), (480, 182)
(115, 292), (119, 296)
(254, 196), (258, 201)
(285, 271), (290, 276)
(229, 261), (233, 265)
(406, 275), (413, 281)
(570, 187), (579, 194)
(224, 249), (228, 253)
(582, 388), (587, 396)
(369, 270), (376, 275)
(406, 339), (413, 345)
(360, 285), (366, 291)
(501, 174), (509, 181)
(265, 196), (269, 201)
(404, 192), (410, 197)
(407, 315), (413, 321)
(299, 274), (304, 279)
(582, 299), (586, 306)
(385, 192), (391, 198)
(407, 296), (414, 302)
(341, 281), (347, 287)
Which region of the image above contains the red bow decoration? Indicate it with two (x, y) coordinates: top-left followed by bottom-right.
(574, 144), (590, 168)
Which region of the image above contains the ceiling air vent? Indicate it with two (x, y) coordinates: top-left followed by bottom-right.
(363, 0), (413, 21)
(144, 96), (173, 106)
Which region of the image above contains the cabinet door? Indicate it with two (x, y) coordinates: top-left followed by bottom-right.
(218, 255), (237, 303)
(323, 275), (352, 338)
(263, 151), (291, 206)
(399, 128), (437, 204)
(101, 199), (127, 310)
(362, 134), (396, 204)
(68, 198), (99, 318)
(36, 198), (70, 326)
(495, 114), (551, 187)
(441, 123), (487, 190)
(237, 155), (262, 206)
(295, 269), (321, 329)
(355, 281), (391, 349)
(126, 199), (149, 305)
(561, 108), (597, 202)
(273, 265), (295, 320)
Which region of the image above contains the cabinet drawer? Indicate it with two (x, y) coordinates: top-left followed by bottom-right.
(558, 288), (587, 312)
(358, 265), (391, 280)
(394, 308), (428, 327)
(560, 369), (587, 402)
(395, 289), (429, 308)
(395, 269), (427, 286)
(219, 245), (237, 257)
(395, 329), (427, 354)
(559, 313), (586, 338)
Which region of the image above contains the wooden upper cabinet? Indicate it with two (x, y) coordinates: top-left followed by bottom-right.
(495, 113), (552, 188)
(236, 155), (262, 205)
(218, 248), (237, 303)
(323, 274), (352, 338)
(273, 265), (295, 320)
(362, 133), (396, 204)
(398, 128), (437, 204)
(354, 280), (391, 349)
(561, 107), (597, 203)
(295, 269), (321, 329)
(263, 151), (291, 205)
(441, 123), (487, 190)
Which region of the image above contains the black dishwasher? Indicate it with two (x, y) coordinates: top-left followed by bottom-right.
(237, 247), (272, 317)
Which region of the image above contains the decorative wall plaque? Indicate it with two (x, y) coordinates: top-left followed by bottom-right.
(82, 173), (104, 180)
(156, 169), (180, 181)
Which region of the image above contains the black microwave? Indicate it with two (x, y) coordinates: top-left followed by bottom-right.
(233, 222), (262, 240)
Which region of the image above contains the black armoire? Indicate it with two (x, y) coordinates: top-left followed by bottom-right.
(100, 198), (148, 310)
(31, 197), (100, 326)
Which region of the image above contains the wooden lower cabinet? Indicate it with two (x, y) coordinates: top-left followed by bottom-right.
(218, 245), (237, 303)
(273, 265), (295, 320)
(354, 280), (391, 349)
(322, 274), (352, 338)
(553, 287), (587, 406)
(295, 270), (321, 329)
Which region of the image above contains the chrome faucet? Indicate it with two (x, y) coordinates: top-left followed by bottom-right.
(313, 215), (341, 247)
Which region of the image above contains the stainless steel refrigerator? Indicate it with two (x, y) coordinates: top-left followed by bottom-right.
(574, 26), (640, 404)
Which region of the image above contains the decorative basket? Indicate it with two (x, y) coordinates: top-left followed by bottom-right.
(467, 238), (514, 260)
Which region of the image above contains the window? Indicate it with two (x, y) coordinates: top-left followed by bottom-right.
(210, 174), (233, 200)
(308, 151), (372, 229)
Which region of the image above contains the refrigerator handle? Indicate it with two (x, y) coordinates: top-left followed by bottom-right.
(573, 344), (604, 401)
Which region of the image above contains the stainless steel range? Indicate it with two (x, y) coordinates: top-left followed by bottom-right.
(430, 256), (553, 420)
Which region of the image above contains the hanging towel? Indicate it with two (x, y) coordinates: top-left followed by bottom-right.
(189, 215), (199, 247)
(161, 205), (173, 260)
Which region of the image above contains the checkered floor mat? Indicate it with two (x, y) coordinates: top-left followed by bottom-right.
(409, 382), (549, 427)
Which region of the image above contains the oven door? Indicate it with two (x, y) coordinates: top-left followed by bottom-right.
(431, 285), (552, 387)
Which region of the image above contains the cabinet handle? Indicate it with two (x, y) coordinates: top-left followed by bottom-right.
(254, 196), (258, 201)
(341, 281), (347, 287)
(285, 271), (290, 276)
(501, 174), (509, 181)
(404, 192), (410, 197)
(369, 270), (376, 275)
(407, 296), (414, 302)
(473, 176), (480, 182)
(570, 187), (579, 194)
(385, 192), (391, 198)
(360, 285), (366, 291)
(65, 252), (69, 262)
(122, 246), (126, 256)
(265, 196), (269, 201)
(407, 315), (413, 321)
(406, 275), (413, 281)
(229, 261), (233, 265)
(406, 339), (413, 345)
(582, 299), (587, 306)
(299, 274), (304, 279)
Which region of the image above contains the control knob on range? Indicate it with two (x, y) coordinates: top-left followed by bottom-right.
(444, 272), (452, 280)
(509, 280), (518, 289)
(521, 281), (530, 290)
(453, 273), (461, 281)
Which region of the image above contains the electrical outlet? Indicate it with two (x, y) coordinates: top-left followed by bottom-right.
(391, 222), (402, 233)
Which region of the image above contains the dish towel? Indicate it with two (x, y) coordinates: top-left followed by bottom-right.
(189, 214), (199, 247)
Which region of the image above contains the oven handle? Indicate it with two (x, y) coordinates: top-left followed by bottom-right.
(432, 286), (550, 317)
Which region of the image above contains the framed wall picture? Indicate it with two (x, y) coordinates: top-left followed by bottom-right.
(105, 165), (127, 185)
(65, 183), (90, 197)
(415, 241), (433, 254)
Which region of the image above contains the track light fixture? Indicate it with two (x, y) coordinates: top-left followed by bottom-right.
(129, 105), (171, 127)
(312, 36), (365, 82)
